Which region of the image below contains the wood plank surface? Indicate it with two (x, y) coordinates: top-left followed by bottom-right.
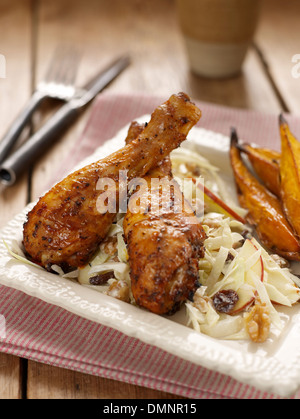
(0, 0), (33, 399)
(0, 0), (296, 399)
(0, 0), (32, 223)
(27, 362), (182, 399)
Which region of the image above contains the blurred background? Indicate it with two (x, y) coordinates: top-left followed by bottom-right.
(0, 0), (299, 117)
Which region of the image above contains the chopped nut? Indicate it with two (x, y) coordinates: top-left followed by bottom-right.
(185, 162), (202, 177)
(107, 280), (130, 303)
(100, 236), (117, 256)
(245, 302), (271, 343)
(202, 214), (223, 229)
(271, 254), (290, 269)
(193, 288), (210, 312)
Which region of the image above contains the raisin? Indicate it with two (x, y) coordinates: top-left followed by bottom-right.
(89, 271), (114, 286)
(212, 289), (239, 314)
(226, 252), (235, 262)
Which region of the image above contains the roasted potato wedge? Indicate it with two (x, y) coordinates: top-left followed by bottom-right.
(238, 142), (281, 198)
(230, 128), (300, 260)
(279, 115), (300, 239)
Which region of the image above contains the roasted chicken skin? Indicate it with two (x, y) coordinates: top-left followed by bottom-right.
(124, 120), (173, 176)
(123, 122), (206, 315)
(23, 92), (201, 272)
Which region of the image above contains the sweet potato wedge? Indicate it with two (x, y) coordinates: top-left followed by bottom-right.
(230, 128), (300, 260)
(279, 115), (300, 239)
(238, 142), (281, 197)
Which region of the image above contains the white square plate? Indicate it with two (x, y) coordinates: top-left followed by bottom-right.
(1, 120), (300, 397)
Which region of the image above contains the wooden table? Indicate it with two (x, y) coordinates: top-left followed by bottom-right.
(0, 0), (299, 399)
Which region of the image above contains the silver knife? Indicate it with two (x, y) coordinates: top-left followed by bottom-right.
(0, 55), (130, 190)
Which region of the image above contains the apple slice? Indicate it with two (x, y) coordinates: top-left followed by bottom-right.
(229, 239), (264, 314)
(250, 238), (300, 306)
(239, 238), (264, 283)
(192, 178), (247, 224)
(211, 239), (264, 315)
(230, 284), (256, 315)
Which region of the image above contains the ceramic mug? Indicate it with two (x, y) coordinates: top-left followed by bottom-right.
(176, 0), (261, 78)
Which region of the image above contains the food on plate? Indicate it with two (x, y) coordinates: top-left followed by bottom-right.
(244, 302), (271, 344)
(237, 142), (281, 198)
(123, 122), (206, 315)
(279, 114), (300, 239)
(230, 128), (300, 261)
(209, 238), (263, 315)
(7, 93), (300, 345)
(186, 215), (300, 341)
(170, 145), (248, 221)
(193, 180), (246, 224)
(23, 92), (201, 272)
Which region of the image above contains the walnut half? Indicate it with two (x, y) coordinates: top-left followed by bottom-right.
(245, 302), (271, 343)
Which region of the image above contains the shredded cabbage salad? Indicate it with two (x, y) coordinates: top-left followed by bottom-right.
(8, 147), (300, 343)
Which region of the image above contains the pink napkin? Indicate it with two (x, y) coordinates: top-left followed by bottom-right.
(1, 92), (300, 399)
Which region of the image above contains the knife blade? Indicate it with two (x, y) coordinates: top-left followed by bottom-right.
(0, 55), (130, 189)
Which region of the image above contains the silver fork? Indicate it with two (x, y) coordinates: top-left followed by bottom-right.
(0, 46), (80, 163)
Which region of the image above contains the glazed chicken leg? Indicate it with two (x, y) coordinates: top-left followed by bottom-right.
(123, 122), (206, 315)
(23, 92), (201, 272)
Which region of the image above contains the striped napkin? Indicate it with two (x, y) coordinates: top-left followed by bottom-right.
(1, 92), (300, 399)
